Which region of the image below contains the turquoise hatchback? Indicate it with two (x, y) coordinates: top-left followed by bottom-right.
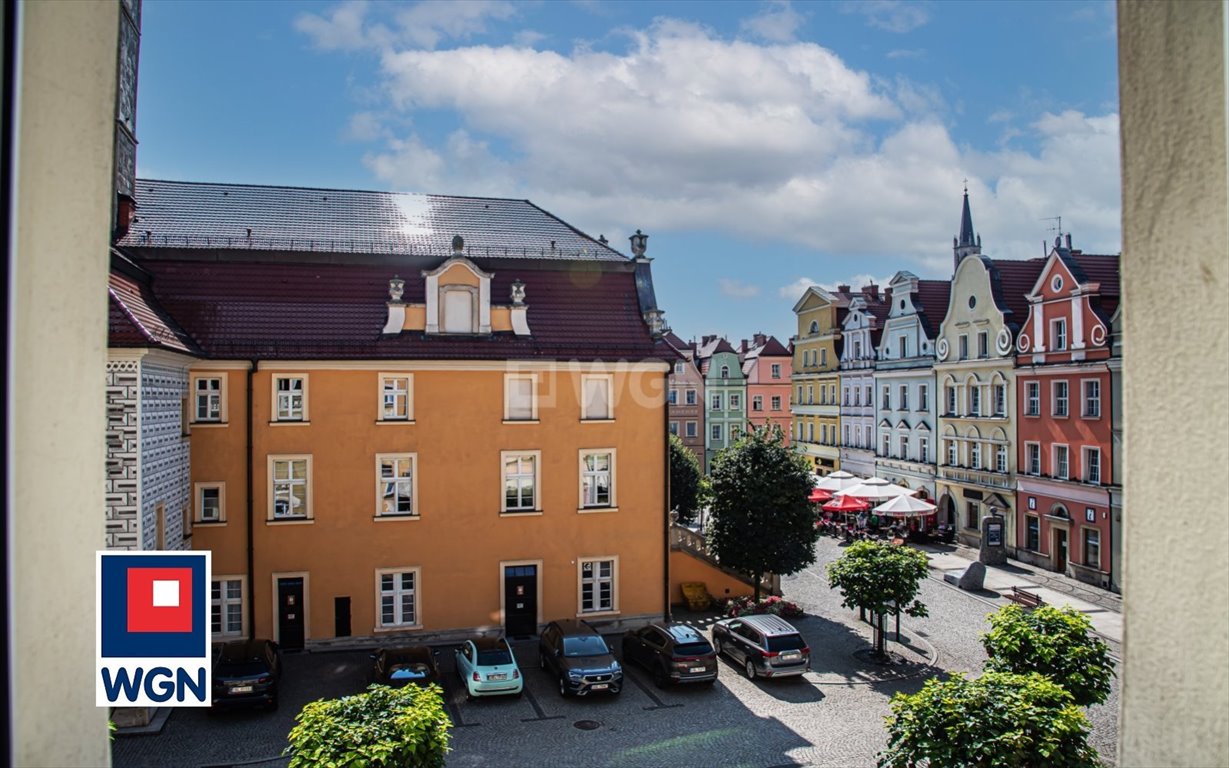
(455, 636), (523, 699)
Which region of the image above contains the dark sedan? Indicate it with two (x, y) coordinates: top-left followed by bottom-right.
(211, 639), (281, 710)
(370, 646), (442, 688)
(622, 623), (718, 687)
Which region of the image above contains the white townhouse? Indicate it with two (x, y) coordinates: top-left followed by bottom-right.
(838, 288), (889, 478)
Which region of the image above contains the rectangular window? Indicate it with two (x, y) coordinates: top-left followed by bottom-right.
(854, 387), (861, 406)
(1026, 382), (1041, 416)
(1053, 381), (1070, 417)
(1026, 517), (1040, 551)
(864, 385), (872, 406)
(1053, 318), (1068, 351)
(965, 501), (979, 530)
(977, 331), (988, 358)
(843, 387), (850, 406)
(752, 395), (763, 411)
(1055, 445), (1070, 479)
(970, 386), (981, 417)
(274, 376), (306, 421)
(882, 386), (890, 410)
(898, 435), (909, 460)
(668, 421), (679, 436)
(946, 385), (956, 415)
(712, 424), (722, 441)
(1026, 443), (1041, 475)
(971, 441), (982, 469)
(899, 336), (908, 358)
(1084, 529), (1101, 569)
(579, 558), (616, 614)
(822, 424), (828, 443)
(667, 389), (678, 405)
(820, 349), (827, 366)
(270, 456), (310, 520)
(771, 396), (782, 411)
(919, 436), (929, 463)
(581, 375), (613, 420)
(674, 361), (685, 375)
(843, 424), (850, 446)
(808, 423), (814, 442)
(797, 385), (803, 404)
(193, 376), (224, 422)
(1085, 448), (1102, 484)
(504, 374), (536, 421)
(996, 444), (1008, 473)
(196, 483), (224, 523)
(211, 578), (244, 637)
(771, 363), (781, 379)
(864, 425), (872, 446)
(379, 374), (412, 421)
(730, 393), (742, 410)
(919, 384), (929, 411)
(994, 384), (1006, 416)
(731, 425), (742, 441)
(947, 440), (958, 466)
(807, 385), (813, 404)
(711, 393), (722, 411)
(377, 569), (419, 628)
(685, 389), (697, 405)
(685, 421), (697, 438)
(580, 451), (614, 509)
(959, 335), (969, 360)
(502, 452), (540, 512)
(1083, 380), (1101, 418)
(376, 454), (417, 517)
(882, 434), (890, 457)
(899, 385), (909, 411)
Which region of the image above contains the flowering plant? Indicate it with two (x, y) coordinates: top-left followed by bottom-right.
(723, 594), (804, 619)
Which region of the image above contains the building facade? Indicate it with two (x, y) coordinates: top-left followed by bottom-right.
(741, 334), (793, 444)
(664, 332), (705, 465)
(1014, 238), (1120, 589)
(873, 271), (949, 501)
(838, 289), (888, 478)
(791, 287), (848, 474)
(697, 336), (747, 470)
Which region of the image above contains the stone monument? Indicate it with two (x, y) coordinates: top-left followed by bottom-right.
(979, 513), (1007, 566)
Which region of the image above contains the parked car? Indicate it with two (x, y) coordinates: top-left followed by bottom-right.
(370, 646), (442, 688)
(711, 614), (810, 680)
(455, 636), (523, 699)
(622, 622), (718, 687)
(538, 619), (622, 697)
(211, 638), (281, 710)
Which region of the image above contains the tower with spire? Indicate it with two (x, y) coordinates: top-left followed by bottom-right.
(953, 184), (982, 272)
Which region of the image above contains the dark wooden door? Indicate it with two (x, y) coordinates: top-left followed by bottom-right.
(1055, 530), (1068, 573)
(504, 565), (538, 637)
(334, 596), (351, 638)
(277, 577), (305, 650)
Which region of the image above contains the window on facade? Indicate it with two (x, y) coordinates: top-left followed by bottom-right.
(882, 434), (890, 457)
(751, 395), (763, 412)
(996, 444), (1008, 473)
(711, 393), (722, 411)
(820, 386), (827, 405)
(686, 389), (697, 405)
(1085, 448), (1102, 484)
(275, 376), (305, 421)
(946, 385), (956, 415)
(919, 436), (929, 463)
(1026, 382), (1041, 416)
(970, 386), (981, 417)
(380, 375), (412, 421)
(1052, 318), (1068, 351)
(1055, 445), (1070, 479)
(864, 385), (872, 406)
(668, 421), (678, 436)
(378, 569), (418, 628)
(1053, 381), (1070, 417)
(211, 578), (243, 637)
(971, 442), (982, 469)
(1027, 443), (1041, 475)
(730, 393), (742, 410)
(771, 363), (781, 379)
(864, 425), (872, 447)
(807, 385), (814, 404)
(712, 424), (723, 441)
(977, 331), (988, 358)
(947, 440), (958, 466)
(197, 484), (223, 523)
(271, 457), (309, 519)
(685, 421), (697, 438)
(820, 349), (828, 366)
(505, 375), (536, 421)
(581, 452), (613, 508)
(442, 288), (475, 333)
(821, 424), (828, 444)
(842, 387), (850, 406)
(582, 376), (612, 420)
(898, 435), (909, 460)
(771, 396), (782, 411)
(377, 454), (416, 517)
(674, 361), (685, 375)
(882, 386), (890, 410)
(1026, 517), (1040, 551)
(958, 335), (969, 360)
(1083, 380), (1101, 418)
(1084, 529), (1101, 569)
(579, 559), (615, 613)
(994, 384), (1006, 416)
(899, 385), (909, 411)
(667, 389), (678, 405)
(965, 501), (980, 529)
(842, 424), (850, 446)
(919, 384), (929, 411)
(854, 340), (862, 358)
(853, 387), (860, 406)
(899, 336), (908, 358)
(731, 425), (742, 441)
(503, 453), (538, 512)
(720, 365), (729, 379)
(194, 377), (223, 422)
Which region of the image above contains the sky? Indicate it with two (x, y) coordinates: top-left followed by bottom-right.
(135, 0), (1120, 344)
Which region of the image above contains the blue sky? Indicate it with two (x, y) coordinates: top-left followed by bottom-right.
(136, 0), (1120, 344)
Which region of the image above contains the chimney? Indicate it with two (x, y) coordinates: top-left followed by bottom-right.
(837, 284), (851, 294)
(741, 339), (749, 353)
(866, 283), (879, 301)
(1065, 233), (1073, 250)
(753, 333), (767, 346)
(114, 194), (136, 241)
(702, 334), (716, 345)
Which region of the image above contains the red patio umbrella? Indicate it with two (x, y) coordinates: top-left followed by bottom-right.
(822, 493), (869, 513)
(808, 487), (833, 504)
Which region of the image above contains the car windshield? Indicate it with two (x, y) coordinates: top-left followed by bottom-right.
(562, 635), (609, 657)
(767, 635), (806, 652)
(389, 663), (432, 681)
(672, 642), (712, 657)
(216, 661), (266, 677)
(476, 649), (512, 666)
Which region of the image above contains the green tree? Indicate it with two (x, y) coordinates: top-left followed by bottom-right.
(708, 424), (816, 600)
(982, 603), (1115, 706)
(826, 540), (929, 657)
(879, 671), (1101, 768)
(285, 684), (452, 768)
(668, 433), (703, 525)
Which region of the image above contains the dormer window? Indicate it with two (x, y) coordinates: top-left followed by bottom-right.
(442, 286), (476, 333)
(422, 253), (493, 335)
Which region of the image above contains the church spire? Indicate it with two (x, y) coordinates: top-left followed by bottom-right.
(953, 182), (982, 272)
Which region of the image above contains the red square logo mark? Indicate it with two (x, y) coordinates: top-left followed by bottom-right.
(127, 567), (194, 633)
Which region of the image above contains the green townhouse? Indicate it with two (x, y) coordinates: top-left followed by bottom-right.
(696, 335), (747, 471)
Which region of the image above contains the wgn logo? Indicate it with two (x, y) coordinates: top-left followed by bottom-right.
(96, 551), (212, 707)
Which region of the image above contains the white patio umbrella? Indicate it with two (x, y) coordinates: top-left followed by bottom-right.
(873, 494), (938, 518)
(814, 470), (861, 492)
(841, 477), (917, 502)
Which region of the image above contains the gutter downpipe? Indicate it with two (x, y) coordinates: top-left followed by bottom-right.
(664, 368), (672, 623)
(246, 359), (257, 640)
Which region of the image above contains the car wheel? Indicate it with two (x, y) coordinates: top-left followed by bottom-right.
(558, 675), (570, 698)
(745, 659), (757, 680)
(712, 637), (723, 656)
(653, 664), (668, 689)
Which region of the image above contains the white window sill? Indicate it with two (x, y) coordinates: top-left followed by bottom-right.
(193, 520), (227, 527)
(376, 419), (415, 426)
(374, 514), (420, 522)
(267, 518), (314, 525)
(581, 418), (616, 424)
(190, 421), (229, 428)
(578, 507), (619, 515)
(503, 419), (540, 425)
(269, 420), (311, 427)
(374, 624), (422, 633)
(576, 610), (620, 619)
(500, 510), (543, 517)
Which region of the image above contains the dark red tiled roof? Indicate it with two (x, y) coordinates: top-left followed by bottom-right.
(139, 259), (663, 361)
(119, 179), (625, 261)
(1065, 252), (1121, 319)
(915, 280), (952, 339)
(108, 268), (199, 354)
(695, 336), (737, 359)
(987, 257), (1048, 330)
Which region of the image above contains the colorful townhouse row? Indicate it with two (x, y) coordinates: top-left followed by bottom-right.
(790, 193), (1122, 592)
(663, 332), (794, 470)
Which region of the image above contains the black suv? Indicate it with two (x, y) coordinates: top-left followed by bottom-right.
(622, 622), (718, 687)
(538, 619), (622, 697)
(211, 639), (281, 710)
(711, 614), (810, 680)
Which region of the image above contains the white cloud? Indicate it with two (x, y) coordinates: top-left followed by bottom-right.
(295, 0), (374, 51)
(779, 277), (816, 301)
(740, 1), (805, 43)
(344, 111), (389, 142)
(719, 279), (762, 299)
(296, 0), (517, 52)
(841, 1), (930, 34)
(513, 29), (547, 48)
(886, 48), (925, 59)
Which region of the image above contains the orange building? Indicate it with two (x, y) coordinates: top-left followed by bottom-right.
(113, 180), (675, 648)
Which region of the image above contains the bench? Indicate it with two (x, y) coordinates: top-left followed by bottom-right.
(1007, 586), (1044, 609)
(680, 582), (713, 611)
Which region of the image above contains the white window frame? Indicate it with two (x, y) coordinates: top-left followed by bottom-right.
(771, 395), (782, 411)
(881, 433), (890, 457)
(1054, 444), (1070, 480)
(712, 423), (723, 441)
(685, 421), (697, 438)
(191, 374), (226, 423)
(272, 374), (308, 422)
(919, 435), (929, 464)
(375, 567), (421, 630)
(685, 389), (697, 405)
(720, 365), (730, 379)
(375, 453), (419, 518)
(898, 434), (909, 460)
(996, 444), (1008, 474)
(958, 334), (968, 360)
(378, 373), (414, 422)
(970, 441), (982, 469)
(947, 439), (958, 467)
(711, 393), (722, 411)
(501, 450), (542, 514)
(1084, 447), (1102, 484)
(969, 385), (981, 417)
(977, 331), (988, 358)
(771, 363), (781, 379)
(1083, 528), (1102, 570)
(577, 557), (618, 616)
(1026, 442), (1042, 475)
(946, 385), (957, 415)
(1052, 318), (1068, 351)
(667, 388), (678, 405)
(729, 393), (742, 410)
(994, 383), (1006, 416)
(843, 424), (850, 446)
(268, 455), (312, 522)
(504, 373), (538, 422)
(1053, 380), (1070, 417)
(1082, 378), (1102, 418)
(1025, 381), (1041, 416)
(882, 386), (890, 410)
(919, 384), (929, 412)
(752, 395), (763, 412)
(578, 449), (617, 511)
(674, 361), (685, 375)
(899, 384), (909, 411)
(668, 421), (679, 436)
(211, 576), (246, 638)
(195, 481), (226, 524)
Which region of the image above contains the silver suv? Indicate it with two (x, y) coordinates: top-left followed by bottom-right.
(710, 614), (810, 679)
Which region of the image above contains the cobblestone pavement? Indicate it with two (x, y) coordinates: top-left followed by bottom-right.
(113, 535), (1119, 768)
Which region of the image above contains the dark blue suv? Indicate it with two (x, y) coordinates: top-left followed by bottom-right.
(538, 619), (622, 697)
